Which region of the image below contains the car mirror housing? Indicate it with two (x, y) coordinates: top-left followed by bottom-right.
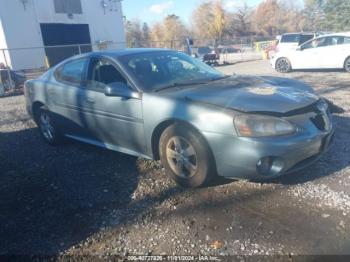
(104, 82), (141, 99)
(296, 46), (303, 51)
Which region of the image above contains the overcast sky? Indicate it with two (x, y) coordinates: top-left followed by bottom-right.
(122, 0), (263, 25)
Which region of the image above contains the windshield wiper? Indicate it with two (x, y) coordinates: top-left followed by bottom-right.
(154, 75), (232, 92)
(154, 81), (208, 92)
(209, 75), (231, 82)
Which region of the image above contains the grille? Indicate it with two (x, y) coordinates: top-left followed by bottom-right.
(284, 101), (321, 116)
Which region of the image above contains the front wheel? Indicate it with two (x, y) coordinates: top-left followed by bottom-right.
(35, 106), (63, 145)
(345, 57), (350, 73)
(275, 58), (292, 73)
(159, 124), (216, 188)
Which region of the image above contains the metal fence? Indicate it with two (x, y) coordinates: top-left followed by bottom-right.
(0, 37), (271, 95)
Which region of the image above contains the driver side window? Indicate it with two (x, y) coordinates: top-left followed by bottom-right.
(87, 59), (127, 90)
(302, 37), (327, 50)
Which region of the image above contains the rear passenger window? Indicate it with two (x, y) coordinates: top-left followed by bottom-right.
(55, 59), (87, 84)
(302, 37), (327, 49)
(344, 37), (350, 44)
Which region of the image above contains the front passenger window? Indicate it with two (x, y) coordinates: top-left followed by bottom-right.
(302, 38), (325, 49)
(88, 60), (127, 89)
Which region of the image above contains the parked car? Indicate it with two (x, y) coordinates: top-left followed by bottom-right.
(219, 46), (242, 54)
(271, 32), (350, 73)
(218, 46), (242, 64)
(276, 32), (318, 53)
(25, 49), (334, 188)
(0, 69), (27, 90)
(191, 46), (219, 65)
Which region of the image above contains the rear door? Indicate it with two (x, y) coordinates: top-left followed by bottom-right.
(321, 36), (350, 68)
(317, 36), (345, 68)
(47, 57), (93, 138)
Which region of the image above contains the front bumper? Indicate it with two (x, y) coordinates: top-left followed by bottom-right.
(270, 57), (277, 69)
(203, 119), (334, 180)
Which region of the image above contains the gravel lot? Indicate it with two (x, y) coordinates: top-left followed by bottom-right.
(1, 60), (350, 257)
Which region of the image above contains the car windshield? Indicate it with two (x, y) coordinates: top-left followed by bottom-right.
(119, 51), (225, 92)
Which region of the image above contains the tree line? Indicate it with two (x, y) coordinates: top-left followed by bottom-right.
(125, 0), (350, 47)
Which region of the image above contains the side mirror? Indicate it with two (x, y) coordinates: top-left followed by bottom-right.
(296, 46), (303, 51)
(104, 82), (141, 99)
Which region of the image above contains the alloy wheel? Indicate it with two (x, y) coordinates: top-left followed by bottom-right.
(345, 59), (350, 72)
(276, 58), (290, 73)
(166, 136), (198, 178)
(39, 111), (55, 142)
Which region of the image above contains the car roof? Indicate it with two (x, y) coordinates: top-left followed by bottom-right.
(320, 32), (350, 37)
(90, 48), (175, 58)
(281, 32), (316, 36)
(52, 48), (183, 69)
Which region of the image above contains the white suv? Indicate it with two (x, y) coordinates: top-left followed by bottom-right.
(271, 32), (350, 73)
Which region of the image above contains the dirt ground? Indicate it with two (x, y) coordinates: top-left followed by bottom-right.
(1, 60), (350, 258)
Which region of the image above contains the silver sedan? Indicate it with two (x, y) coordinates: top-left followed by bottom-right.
(25, 49), (334, 187)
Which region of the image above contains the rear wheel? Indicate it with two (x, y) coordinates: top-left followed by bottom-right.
(159, 124), (216, 188)
(275, 58), (292, 73)
(35, 106), (63, 145)
(345, 57), (350, 73)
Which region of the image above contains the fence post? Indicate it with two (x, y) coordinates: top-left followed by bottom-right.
(2, 49), (14, 91)
(78, 45), (82, 54)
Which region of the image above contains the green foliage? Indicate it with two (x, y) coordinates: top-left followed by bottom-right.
(304, 0), (350, 31)
(323, 0), (350, 31)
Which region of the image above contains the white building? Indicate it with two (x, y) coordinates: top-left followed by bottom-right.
(0, 0), (126, 70)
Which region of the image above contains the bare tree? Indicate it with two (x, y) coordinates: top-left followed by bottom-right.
(226, 3), (253, 37)
(125, 20), (144, 47)
(213, 0), (226, 40)
(192, 1), (216, 39)
(150, 15), (187, 49)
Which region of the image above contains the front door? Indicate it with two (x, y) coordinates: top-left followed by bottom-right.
(292, 37), (328, 69)
(79, 57), (146, 155)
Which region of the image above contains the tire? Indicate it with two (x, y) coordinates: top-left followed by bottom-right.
(159, 124), (216, 188)
(345, 57), (350, 73)
(275, 58), (292, 73)
(34, 106), (63, 145)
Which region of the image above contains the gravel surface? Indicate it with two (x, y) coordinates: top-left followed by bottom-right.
(0, 60), (350, 257)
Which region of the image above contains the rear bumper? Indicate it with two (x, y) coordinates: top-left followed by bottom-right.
(203, 128), (334, 180)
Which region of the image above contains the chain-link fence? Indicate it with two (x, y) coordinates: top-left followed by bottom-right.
(0, 36), (274, 96)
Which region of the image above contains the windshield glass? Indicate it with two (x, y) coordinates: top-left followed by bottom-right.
(119, 51), (225, 92)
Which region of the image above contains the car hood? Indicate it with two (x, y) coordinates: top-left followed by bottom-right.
(171, 75), (319, 114)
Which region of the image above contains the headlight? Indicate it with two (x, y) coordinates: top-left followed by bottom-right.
(234, 115), (296, 137)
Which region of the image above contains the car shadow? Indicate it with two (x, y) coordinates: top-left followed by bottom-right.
(292, 68), (347, 73)
(0, 127), (181, 255)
